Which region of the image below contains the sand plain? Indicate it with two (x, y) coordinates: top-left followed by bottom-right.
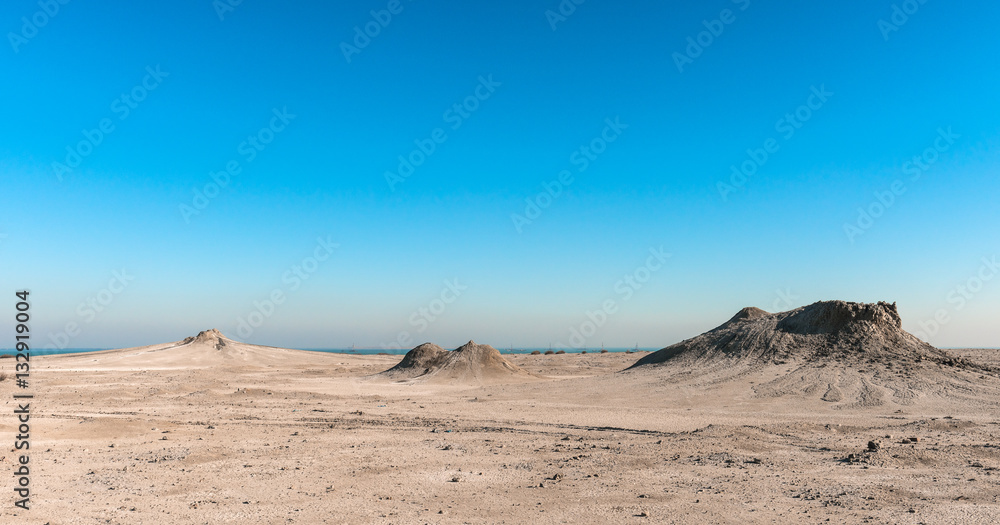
(2, 327), (999, 524)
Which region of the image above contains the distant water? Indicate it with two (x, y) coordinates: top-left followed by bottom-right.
(298, 347), (655, 355)
(0, 347), (654, 357)
(0, 348), (110, 356)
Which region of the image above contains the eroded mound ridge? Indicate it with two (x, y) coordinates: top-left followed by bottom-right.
(777, 301), (901, 334)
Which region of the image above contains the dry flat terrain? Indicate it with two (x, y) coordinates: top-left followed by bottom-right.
(2, 320), (1000, 524)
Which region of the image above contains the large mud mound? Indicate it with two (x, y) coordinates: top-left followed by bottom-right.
(379, 341), (537, 384)
(631, 301), (953, 367)
(627, 301), (998, 408)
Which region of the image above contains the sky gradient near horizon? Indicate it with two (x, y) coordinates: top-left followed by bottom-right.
(2, 0), (999, 350)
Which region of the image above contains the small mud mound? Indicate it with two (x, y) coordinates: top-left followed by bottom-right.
(44, 329), (335, 370)
(380, 343), (447, 379)
(626, 301), (1000, 408)
(433, 341), (526, 381)
(378, 341), (538, 384)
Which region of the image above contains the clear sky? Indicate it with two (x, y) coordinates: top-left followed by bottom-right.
(2, 0), (998, 350)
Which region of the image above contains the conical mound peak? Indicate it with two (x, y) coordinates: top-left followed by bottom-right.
(453, 340), (498, 357)
(727, 306), (770, 323)
(183, 328), (229, 350)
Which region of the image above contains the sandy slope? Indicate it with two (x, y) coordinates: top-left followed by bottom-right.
(1, 332), (999, 524)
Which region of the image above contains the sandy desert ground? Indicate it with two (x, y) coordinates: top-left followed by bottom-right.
(2, 322), (1000, 524)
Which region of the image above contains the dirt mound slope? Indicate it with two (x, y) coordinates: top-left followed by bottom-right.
(379, 343), (448, 379)
(42, 329), (328, 370)
(379, 341), (539, 384)
(626, 301), (999, 408)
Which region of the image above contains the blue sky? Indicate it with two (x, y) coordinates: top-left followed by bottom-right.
(1, 0), (998, 350)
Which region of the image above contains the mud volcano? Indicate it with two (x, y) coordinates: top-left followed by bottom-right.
(627, 301), (996, 407)
(48, 328), (325, 369)
(380, 343), (447, 379)
(183, 328), (229, 350)
(630, 301), (958, 367)
(380, 341), (536, 383)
